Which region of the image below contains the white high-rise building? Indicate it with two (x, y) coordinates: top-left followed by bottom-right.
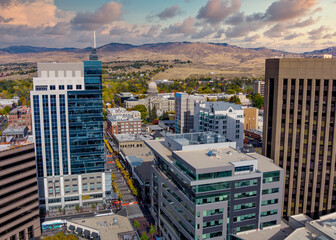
(194, 101), (245, 149)
(31, 50), (112, 212)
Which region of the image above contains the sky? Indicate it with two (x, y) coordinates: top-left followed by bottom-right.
(0, 0), (336, 52)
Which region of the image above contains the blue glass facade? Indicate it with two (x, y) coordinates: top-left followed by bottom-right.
(59, 95), (68, 175)
(67, 60), (104, 174)
(33, 95), (43, 177)
(42, 95), (52, 176)
(50, 95), (60, 175)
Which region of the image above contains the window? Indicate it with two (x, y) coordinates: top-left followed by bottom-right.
(261, 209), (278, 217)
(262, 188), (279, 195)
(235, 165), (253, 172)
(234, 190), (257, 199)
(263, 171), (280, 183)
(203, 208), (223, 216)
(67, 85), (73, 90)
(233, 213), (256, 222)
(50, 85), (56, 90)
(28, 226), (34, 239)
(234, 202), (256, 211)
(193, 182), (230, 193)
(261, 199), (278, 206)
(235, 179), (258, 188)
(76, 85), (82, 90)
(59, 85), (65, 90)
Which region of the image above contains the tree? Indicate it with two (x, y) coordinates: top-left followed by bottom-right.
(91, 204), (96, 210)
(140, 232), (149, 240)
(132, 105), (148, 121)
(228, 96), (241, 104)
(2, 106), (11, 116)
(159, 111), (169, 120)
(75, 205), (80, 212)
(43, 232), (78, 240)
(148, 105), (157, 123)
(249, 93), (264, 108)
(149, 224), (156, 239)
(133, 220), (140, 229)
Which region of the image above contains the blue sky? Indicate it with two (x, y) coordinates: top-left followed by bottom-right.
(0, 0), (335, 52)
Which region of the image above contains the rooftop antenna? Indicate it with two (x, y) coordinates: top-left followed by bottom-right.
(94, 30), (97, 49)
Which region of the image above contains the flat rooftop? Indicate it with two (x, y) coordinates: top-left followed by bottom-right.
(174, 147), (281, 172)
(237, 221), (294, 240)
(68, 215), (135, 240)
(122, 146), (155, 163)
(114, 134), (152, 143)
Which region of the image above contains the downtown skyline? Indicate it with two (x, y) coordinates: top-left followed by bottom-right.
(0, 0), (335, 52)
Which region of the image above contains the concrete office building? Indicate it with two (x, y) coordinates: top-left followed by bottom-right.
(194, 101), (244, 149)
(175, 92), (206, 133)
(146, 132), (283, 240)
(253, 81), (265, 96)
(30, 47), (112, 211)
(0, 144), (41, 240)
(263, 58), (336, 218)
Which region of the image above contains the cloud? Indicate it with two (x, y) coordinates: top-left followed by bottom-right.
(244, 34), (260, 42)
(161, 16), (196, 35)
(157, 5), (181, 20)
(71, 1), (122, 30)
(308, 26), (329, 40)
(264, 24), (287, 38)
(264, 0), (319, 22)
(0, 15), (12, 23)
(288, 17), (319, 28)
(142, 24), (161, 37)
(284, 33), (303, 40)
(43, 22), (70, 35)
(196, 0), (241, 25)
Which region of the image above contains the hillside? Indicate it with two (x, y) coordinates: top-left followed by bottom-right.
(0, 42), (332, 79)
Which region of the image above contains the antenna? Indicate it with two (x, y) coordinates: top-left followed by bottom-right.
(94, 31), (97, 49)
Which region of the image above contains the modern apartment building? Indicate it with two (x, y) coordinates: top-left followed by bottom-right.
(146, 132), (283, 240)
(175, 92), (206, 133)
(106, 115), (142, 137)
(263, 58), (336, 218)
(194, 101), (244, 149)
(0, 144), (41, 240)
(253, 81), (265, 96)
(30, 48), (111, 211)
(7, 106), (32, 131)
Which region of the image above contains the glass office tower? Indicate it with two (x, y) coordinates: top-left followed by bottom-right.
(31, 50), (111, 212)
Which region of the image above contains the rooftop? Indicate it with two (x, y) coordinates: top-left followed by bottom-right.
(8, 106), (31, 115)
(68, 214), (136, 240)
(199, 101), (243, 111)
(107, 115), (141, 122)
(122, 146), (155, 164)
(114, 133), (152, 143)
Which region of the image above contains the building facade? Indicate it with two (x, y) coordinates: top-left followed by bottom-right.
(30, 50), (111, 211)
(0, 144), (41, 240)
(194, 101), (245, 149)
(7, 106), (32, 131)
(175, 93), (206, 133)
(146, 132), (283, 240)
(263, 58), (336, 218)
(244, 108), (259, 130)
(107, 107), (141, 119)
(125, 82), (175, 116)
(253, 81), (265, 96)
(106, 115), (142, 137)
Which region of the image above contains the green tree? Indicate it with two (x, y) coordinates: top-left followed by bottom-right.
(148, 105), (157, 123)
(227, 89), (236, 94)
(140, 232), (149, 240)
(228, 96), (241, 104)
(75, 205), (80, 212)
(149, 224), (156, 239)
(3, 106), (11, 116)
(159, 111), (169, 120)
(91, 204), (96, 210)
(249, 93), (264, 108)
(132, 105), (148, 121)
(133, 220), (140, 229)
(43, 232), (78, 240)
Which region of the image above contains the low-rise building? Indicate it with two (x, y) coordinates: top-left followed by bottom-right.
(0, 98), (19, 108)
(67, 214), (138, 240)
(7, 106), (32, 131)
(106, 115), (142, 137)
(155, 79), (174, 85)
(2, 126), (28, 139)
(116, 92), (138, 103)
(146, 132), (283, 240)
(107, 107), (141, 119)
(194, 101), (245, 149)
(112, 133), (152, 152)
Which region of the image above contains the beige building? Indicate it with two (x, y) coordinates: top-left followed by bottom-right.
(125, 81), (175, 116)
(263, 58), (336, 218)
(244, 107), (259, 130)
(253, 80), (265, 96)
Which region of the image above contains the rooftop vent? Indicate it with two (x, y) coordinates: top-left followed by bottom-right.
(227, 151), (232, 155)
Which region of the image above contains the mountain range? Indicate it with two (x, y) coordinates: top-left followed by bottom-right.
(0, 42), (335, 78)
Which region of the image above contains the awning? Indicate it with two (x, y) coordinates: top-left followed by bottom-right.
(76, 227), (83, 234)
(69, 225), (75, 231)
(91, 232), (99, 238)
(84, 229), (90, 238)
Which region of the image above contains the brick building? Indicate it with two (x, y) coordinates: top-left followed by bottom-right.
(7, 106), (32, 131)
(106, 115), (142, 137)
